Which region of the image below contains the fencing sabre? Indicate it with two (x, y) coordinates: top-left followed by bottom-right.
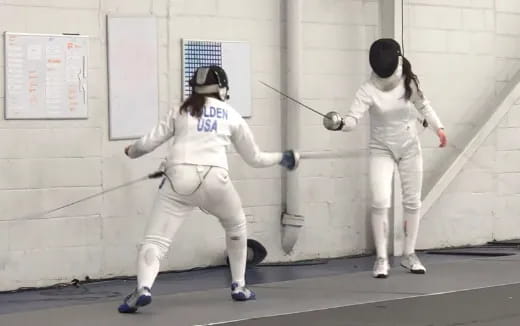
(11, 171), (165, 221)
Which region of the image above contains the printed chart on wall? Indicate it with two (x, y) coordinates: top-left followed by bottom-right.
(4, 32), (88, 119)
(182, 39), (251, 117)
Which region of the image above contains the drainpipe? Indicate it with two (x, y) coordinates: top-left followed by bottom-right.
(281, 0), (305, 254)
(378, 0), (404, 257)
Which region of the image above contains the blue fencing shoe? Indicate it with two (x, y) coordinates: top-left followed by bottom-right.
(231, 282), (256, 301)
(118, 287), (152, 313)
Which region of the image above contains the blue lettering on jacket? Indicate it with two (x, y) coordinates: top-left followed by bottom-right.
(197, 106), (228, 133)
(197, 118), (218, 132)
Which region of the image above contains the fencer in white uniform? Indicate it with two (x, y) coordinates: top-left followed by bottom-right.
(118, 66), (298, 313)
(325, 39), (447, 278)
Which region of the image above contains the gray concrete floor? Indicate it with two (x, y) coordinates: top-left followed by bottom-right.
(219, 284), (520, 326)
(1, 248), (520, 326)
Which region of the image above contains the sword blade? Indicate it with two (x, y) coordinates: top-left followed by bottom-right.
(259, 81), (329, 119)
(12, 172), (163, 221)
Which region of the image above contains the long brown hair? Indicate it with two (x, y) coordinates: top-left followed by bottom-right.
(179, 93), (207, 118)
(402, 56), (422, 100)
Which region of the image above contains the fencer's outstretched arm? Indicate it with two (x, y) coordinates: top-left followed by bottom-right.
(126, 109), (176, 159)
(341, 86), (372, 132)
(231, 118), (283, 168)
(410, 82), (444, 130)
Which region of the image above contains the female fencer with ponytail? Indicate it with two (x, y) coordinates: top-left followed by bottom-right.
(325, 39), (447, 278)
(118, 66), (298, 313)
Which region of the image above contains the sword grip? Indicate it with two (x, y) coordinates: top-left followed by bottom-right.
(148, 171), (165, 179)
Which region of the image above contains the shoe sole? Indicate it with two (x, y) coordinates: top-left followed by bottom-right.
(117, 295), (152, 314)
(374, 274), (388, 279)
(401, 263), (426, 274)
(136, 295), (152, 307)
(231, 292), (256, 301)
(411, 269), (426, 274)
(118, 303), (137, 314)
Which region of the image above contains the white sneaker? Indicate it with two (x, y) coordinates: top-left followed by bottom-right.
(373, 257), (389, 278)
(401, 253), (426, 274)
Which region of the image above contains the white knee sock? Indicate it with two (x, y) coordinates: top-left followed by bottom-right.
(225, 222), (247, 287)
(371, 207), (389, 259)
(403, 208), (421, 255)
(137, 240), (168, 289)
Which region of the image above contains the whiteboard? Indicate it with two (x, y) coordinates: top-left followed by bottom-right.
(107, 16), (159, 140)
(4, 32), (89, 119)
(182, 40), (252, 117)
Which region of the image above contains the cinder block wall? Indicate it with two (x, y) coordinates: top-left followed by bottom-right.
(401, 0), (520, 248)
(1, 0), (519, 291)
(0, 0), (380, 291)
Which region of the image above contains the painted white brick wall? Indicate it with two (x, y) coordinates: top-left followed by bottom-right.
(496, 13), (520, 35)
(0, 158), (100, 189)
(406, 0), (520, 249)
(1, 247), (103, 289)
(2, 0), (520, 291)
(496, 0), (520, 13)
(411, 6), (463, 29)
(463, 8), (495, 31)
(8, 216), (102, 251)
(0, 0), (380, 290)
(0, 0), (161, 290)
(0, 0), (99, 9)
(296, 0), (378, 261)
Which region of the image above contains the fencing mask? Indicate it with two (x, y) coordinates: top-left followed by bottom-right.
(226, 239), (268, 267)
(189, 65), (230, 101)
(369, 38), (402, 78)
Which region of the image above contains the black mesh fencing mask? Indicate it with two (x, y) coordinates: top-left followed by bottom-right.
(369, 38), (402, 78)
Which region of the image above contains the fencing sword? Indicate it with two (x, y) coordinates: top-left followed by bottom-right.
(11, 171), (165, 221)
(258, 82), (494, 196)
(259, 81), (365, 160)
(259, 80), (348, 131)
(259, 80), (435, 161)
(259, 80), (429, 132)
(259, 81), (330, 119)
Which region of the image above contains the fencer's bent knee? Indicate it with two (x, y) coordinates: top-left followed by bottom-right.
(224, 220), (246, 241)
(371, 207), (388, 215)
(371, 186), (392, 209)
(371, 199), (391, 209)
(403, 206), (420, 214)
(139, 236), (171, 263)
(142, 244), (161, 266)
(402, 199), (421, 211)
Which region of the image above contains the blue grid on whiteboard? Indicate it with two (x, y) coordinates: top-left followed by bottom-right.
(183, 41), (222, 99)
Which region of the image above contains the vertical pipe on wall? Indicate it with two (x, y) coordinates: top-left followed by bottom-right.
(378, 0), (404, 256)
(281, 0), (305, 254)
(391, 0), (405, 257)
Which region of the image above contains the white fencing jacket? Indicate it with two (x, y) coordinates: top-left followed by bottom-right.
(342, 63), (444, 155)
(127, 97), (282, 170)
